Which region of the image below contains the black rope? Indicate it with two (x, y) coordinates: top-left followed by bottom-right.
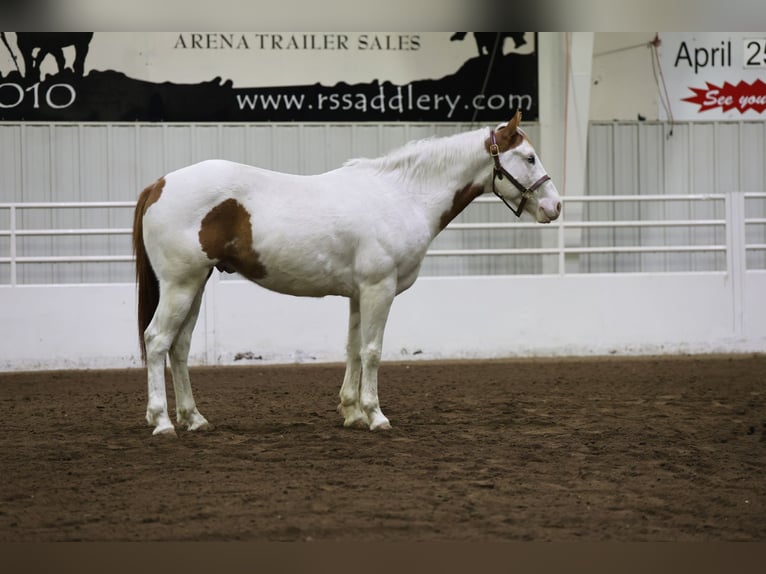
(650, 34), (674, 139)
(471, 32), (503, 125)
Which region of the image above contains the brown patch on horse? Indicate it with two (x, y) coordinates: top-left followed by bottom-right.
(438, 183), (484, 231)
(198, 199), (267, 281)
(139, 176), (165, 213)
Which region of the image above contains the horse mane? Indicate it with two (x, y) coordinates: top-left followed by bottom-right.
(344, 128), (485, 182)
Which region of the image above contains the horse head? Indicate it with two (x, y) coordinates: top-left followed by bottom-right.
(486, 111), (562, 223)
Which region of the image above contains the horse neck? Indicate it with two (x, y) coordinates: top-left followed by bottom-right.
(356, 128), (492, 233)
(405, 129), (492, 233)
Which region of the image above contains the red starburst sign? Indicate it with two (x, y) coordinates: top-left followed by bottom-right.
(682, 79), (766, 114)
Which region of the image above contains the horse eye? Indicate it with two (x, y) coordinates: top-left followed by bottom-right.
(526, 155), (536, 165)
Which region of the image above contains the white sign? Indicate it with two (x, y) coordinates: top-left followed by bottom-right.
(658, 32), (766, 121)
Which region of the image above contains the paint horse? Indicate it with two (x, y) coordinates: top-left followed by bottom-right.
(132, 111), (561, 436)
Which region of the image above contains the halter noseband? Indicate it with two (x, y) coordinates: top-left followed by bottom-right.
(488, 128), (551, 218)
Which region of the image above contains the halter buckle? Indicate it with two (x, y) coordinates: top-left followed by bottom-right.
(489, 143), (500, 157)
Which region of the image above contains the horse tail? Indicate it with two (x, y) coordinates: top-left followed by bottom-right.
(132, 180), (163, 363)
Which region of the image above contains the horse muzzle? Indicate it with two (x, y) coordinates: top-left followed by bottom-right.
(537, 197), (562, 223)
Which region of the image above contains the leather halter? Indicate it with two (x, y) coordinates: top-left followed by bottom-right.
(488, 128), (551, 218)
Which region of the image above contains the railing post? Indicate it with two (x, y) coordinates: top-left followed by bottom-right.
(558, 209), (566, 275)
(9, 205), (17, 287)
(726, 191), (746, 337)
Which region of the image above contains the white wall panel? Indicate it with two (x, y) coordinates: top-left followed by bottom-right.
(741, 122), (765, 191)
(380, 125), (407, 157)
(662, 124), (691, 196)
(192, 125), (222, 164)
(0, 125), (21, 202)
(136, 125), (165, 185)
(350, 125), (381, 159)
(271, 124), (301, 173)
(248, 125), (276, 167)
(688, 125), (719, 273)
(1, 120), (763, 284)
(585, 121), (764, 274)
(3, 272), (765, 371)
(17, 126), (50, 283)
(324, 125), (354, 168)
(165, 125), (193, 172)
(219, 125), (247, 164)
(301, 124), (330, 174)
(1, 119), (765, 369)
(716, 123), (741, 191)
(109, 125), (139, 200)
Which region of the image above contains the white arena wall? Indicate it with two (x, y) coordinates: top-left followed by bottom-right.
(1, 119), (766, 370)
(1, 269), (765, 371)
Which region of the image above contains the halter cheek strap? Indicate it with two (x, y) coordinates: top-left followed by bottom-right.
(489, 128), (551, 218)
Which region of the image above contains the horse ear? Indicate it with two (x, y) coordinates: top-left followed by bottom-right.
(488, 110), (524, 153)
(507, 110), (522, 132)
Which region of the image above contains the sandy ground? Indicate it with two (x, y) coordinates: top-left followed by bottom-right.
(1, 355), (764, 541)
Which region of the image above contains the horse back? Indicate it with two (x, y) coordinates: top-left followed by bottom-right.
(144, 159), (428, 297)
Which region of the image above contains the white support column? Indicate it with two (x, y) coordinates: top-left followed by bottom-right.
(538, 32), (594, 272)
(564, 32), (594, 199)
(537, 32), (566, 187)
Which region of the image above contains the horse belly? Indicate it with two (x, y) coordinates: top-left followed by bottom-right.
(246, 198), (404, 298)
(252, 239), (357, 298)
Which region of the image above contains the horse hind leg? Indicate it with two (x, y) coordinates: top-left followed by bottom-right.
(144, 272), (208, 436)
(169, 282), (213, 432)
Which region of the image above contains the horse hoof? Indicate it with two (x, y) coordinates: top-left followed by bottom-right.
(343, 417), (369, 430)
(153, 426), (177, 437)
(190, 421), (215, 432)
(370, 420), (392, 431)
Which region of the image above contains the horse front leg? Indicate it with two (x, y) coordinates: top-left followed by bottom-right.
(357, 277), (395, 431)
(338, 297), (367, 428)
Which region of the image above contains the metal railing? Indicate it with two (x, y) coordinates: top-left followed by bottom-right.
(0, 192), (763, 286)
(745, 192), (766, 255)
(428, 193), (732, 275)
(0, 202), (135, 286)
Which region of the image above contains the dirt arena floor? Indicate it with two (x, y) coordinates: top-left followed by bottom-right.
(0, 355), (764, 542)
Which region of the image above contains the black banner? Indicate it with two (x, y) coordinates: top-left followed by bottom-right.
(0, 32), (539, 122)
